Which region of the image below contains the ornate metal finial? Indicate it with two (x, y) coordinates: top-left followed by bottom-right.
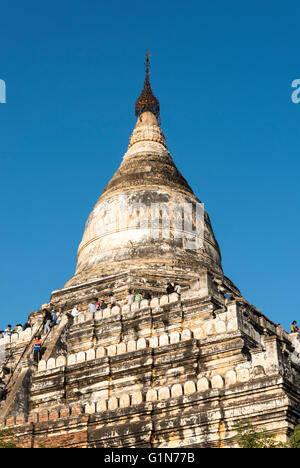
(135, 54), (160, 124)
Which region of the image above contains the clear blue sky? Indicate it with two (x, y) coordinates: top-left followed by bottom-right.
(0, 1), (299, 331)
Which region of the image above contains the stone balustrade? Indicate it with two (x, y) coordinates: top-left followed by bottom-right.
(72, 292), (181, 324)
(37, 316), (235, 372)
(1, 366), (254, 428)
(37, 327), (193, 371)
(0, 325), (40, 346)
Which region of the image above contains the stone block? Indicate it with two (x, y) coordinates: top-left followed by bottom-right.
(21, 328), (32, 341)
(225, 370), (237, 387)
(197, 377), (210, 392)
(253, 365), (266, 379)
(131, 301), (140, 312)
(38, 360), (47, 372)
(110, 305), (119, 316)
(103, 308), (110, 318)
(149, 336), (158, 348)
(150, 298), (159, 308)
(211, 375), (224, 389)
(171, 384), (183, 398)
(205, 322), (214, 336)
(158, 387), (170, 400)
(5, 417), (15, 426)
(227, 318), (238, 332)
(137, 338), (147, 350)
(227, 303), (239, 319)
(146, 389), (158, 402)
(170, 331), (180, 344)
(47, 358), (56, 370)
(60, 407), (70, 418)
(16, 413), (25, 425)
(95, 310), (103, 321)
(169, 292), (179, 303)
(140, 299), (149, 309)
(49, 409), (59, 421)
(71, 405), (83, 416)
(96, 400), (107, 412)
(122, 304), (131, 314)
(67, 354), (76, 366)
(119, 394), (130, 408)
(215, 321), (226, 334)
(96, 347), (106, 358)
(132, 392), (143, 405)
(184, 381), (196, 395)
(78, 314), (85, 323)
(237, 368), (250, 383)
(56, 355), (66, 367)
(181, 329), (192, 341)
(108, 397), (118, 411)
(85, 312), (94, 322)
(159, 334), (169, 346)
(86, 349), (96, 361)
(193, 328), (204, 340)
(77, 351), (86, 363)
(28, 413), (38, 424)
(85, 402), (96, 414)
(39, 410), (49, 423)
(160, 295), (169, 306)
(127, 340), (137, 352)
(117, 342), (126, 355)
(107, 345), (117, 356)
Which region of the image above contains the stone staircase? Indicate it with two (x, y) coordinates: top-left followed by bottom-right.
(0, 315), (71, 421)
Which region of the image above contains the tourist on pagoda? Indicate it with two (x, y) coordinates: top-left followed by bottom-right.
(125, 290), (135, 305)
(0, 378), (6, 400)
(109, 293), (117, 307)
(99, 299), (107, 310)
(23, 319), (32, 331)
(50, 309), (59, 326)
(134, 292), (143, 302)
(54, 309), (62, 325)
(88, 302), (97, 314)
(71, 305), (80, 317)
(143, 291), (152, 300)
(4, 325), (13, 336)
(291, 321), (298, 333)
(166, 283), (175, 295)
(13, 324), (23, 333)
(42, 310), (52, 334)
(32, 335), (43, 364)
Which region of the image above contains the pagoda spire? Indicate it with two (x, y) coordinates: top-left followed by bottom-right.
(135, 54), (160, 124)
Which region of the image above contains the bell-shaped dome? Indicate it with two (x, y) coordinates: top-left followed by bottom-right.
(65, 65), (222, 287)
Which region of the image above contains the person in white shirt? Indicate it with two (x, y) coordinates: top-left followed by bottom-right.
(4, 325), (12, 336)
(109, 294), (117, 307)
(175, 284), (181, 295)
(56, 310), (62, 325)
(71, 305), (80, 317)
(125, 290), (135, 305)
(88, 303), (97, 314)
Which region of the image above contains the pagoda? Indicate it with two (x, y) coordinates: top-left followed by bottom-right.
(1, 57), (300, 448)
